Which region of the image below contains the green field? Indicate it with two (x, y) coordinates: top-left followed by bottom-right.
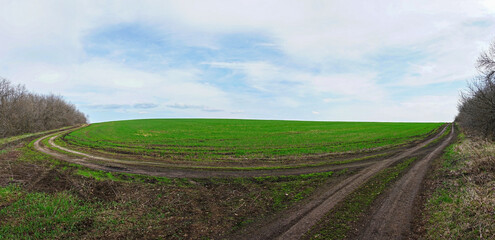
(0, 120), (452, 239)
(64, 119), (443, 163)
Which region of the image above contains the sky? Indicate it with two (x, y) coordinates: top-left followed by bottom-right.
(2, 0), (495, 123)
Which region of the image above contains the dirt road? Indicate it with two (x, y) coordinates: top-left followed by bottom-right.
(233, 124), (451, 240)
(32, 124), (452, 239)
(33, 130), (414, 178)
(357, 124), (454, 239)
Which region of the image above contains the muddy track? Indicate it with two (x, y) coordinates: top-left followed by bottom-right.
(0, 126), (80, 151)
(34, 133), (379, 178)
(357, 124), (455, 239)
(31, 127), (436, 178)
(29, 124), (451, 239)
(230, 124), (451, 240)
(33, 125), (446, 178)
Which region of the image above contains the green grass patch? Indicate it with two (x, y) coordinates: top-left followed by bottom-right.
(20, 138), (78, 169)
(429, 188), (454, 205)
(74, 168), (173, 184)
(64, 119), (443, 163)
(0, 185), (23, 206)
(254, 171), (338, 211)
(75, 169), (120, 181)
(253, 170), (336, 182)
(306, 157), (417, 239)
(440, 142), (463, 170)
(0, 186), (95, 239)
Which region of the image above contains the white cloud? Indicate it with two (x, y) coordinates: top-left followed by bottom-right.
(323, 97), (350, 103)
(206, 61), (384, 101)
(304, 73), (384, 101)
(72, 60), (230, 109)
(397, 20), (494, 86)
(1, 0), (494, 122)
(166, 103), (224, 112)
(205, 61), (286, 91)
(36, 72), (64, 84)
(4, 0), (492, 62)
(154, 0), (495, 61)
(4, 58), (232, 115)
(317, 94), (459, 122)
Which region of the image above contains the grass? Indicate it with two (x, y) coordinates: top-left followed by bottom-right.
(0, 173), (342, 239)
(63, 119), (443, 163)
(21, 139), (66, 166)
(0, 187), (95, 239)
(74, 169), (174, 184)
(304, 157), (418, 239)
(423, 123), (452, 148)
(422, 134), (495, 239)
(45, 129), (395, 171)
(1, 134), (348, 239)
(0, 126), (73, 147)
(0, 120), (448, 239)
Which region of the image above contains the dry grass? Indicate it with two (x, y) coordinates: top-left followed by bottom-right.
(424, 136), (495, 239)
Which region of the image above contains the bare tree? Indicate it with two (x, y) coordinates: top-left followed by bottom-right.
(456, 41), (495, 139)
(0, 78), (88, 138)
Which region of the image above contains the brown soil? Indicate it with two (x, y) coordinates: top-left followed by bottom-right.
(2, 152), (355, 239)
(2, 124), (452, 239)
(61, 140), (406, 167)
(47, 123), (445, 169)
(226, 124), (452, 240)
(355, 124), (455, 239)
(0, 145), (46, 188)
(0, 144), (118, 204)
(34, 132), (391, 178)
(406, 150), (446, 239)
(33, 124), (448, 180)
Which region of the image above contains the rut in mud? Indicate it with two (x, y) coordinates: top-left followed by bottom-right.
(34, 133), (379, 178)
(357, 124), (455, 239)
(32, 127), (438, 178)
(31, 124), (452, 240)
(228, 124), (452, 240)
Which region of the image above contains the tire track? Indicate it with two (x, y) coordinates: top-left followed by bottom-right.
(357, 124), (454, 239)
(34, 126), (446, 178)
(33, 130), (383, 178)
(31, 124), (451, 239)
(236, 124), (450, 240)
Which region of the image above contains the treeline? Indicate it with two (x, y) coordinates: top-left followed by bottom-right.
(0, 78), (87, 138)
(456, 41), (495, 140)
